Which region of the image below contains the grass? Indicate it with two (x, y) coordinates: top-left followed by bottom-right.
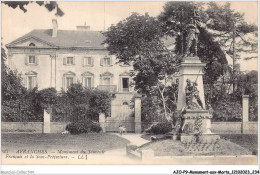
(219, 134), (258, 153)
(140, 139), (252, 156)
(140, 134), (258, 156)
(1, 133), (130, 152)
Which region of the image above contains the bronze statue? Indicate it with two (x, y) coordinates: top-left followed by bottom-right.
(183, 5), (201, 57)
(185, 79), (203, 109)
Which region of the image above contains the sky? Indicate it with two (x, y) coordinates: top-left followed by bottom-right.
(1, 1), (258, 71)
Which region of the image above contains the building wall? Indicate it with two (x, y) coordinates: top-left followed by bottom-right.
(7, 48), (134, 92)
(8, 52), (52, 90)
(55, 49), (133, 92)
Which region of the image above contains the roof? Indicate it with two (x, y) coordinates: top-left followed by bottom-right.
(6, 29), (106, 49)
(7, 29), (175, 50)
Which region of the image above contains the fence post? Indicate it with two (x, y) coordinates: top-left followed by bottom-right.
(134, 94), (142, 133)
(242, 95), (249, 134)
(43, 109), (51, 133)
(99, 113), (106, 132)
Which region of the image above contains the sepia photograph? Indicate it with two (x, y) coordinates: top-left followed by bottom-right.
(1, 0), (259, 172)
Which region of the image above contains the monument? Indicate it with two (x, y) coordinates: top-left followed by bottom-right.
(176, 6), (220, 152)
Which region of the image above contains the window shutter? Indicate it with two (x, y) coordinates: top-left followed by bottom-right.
(91, 57), (94, 66)
(33, 76), (38, 88)
(63, 57), (67, 65)
(35, 56), (39, 65)
(62, 75), (65, 90)
(100, 57), (104, 66)
(25, 56), (28, 65)
(24, 76), (27, 88)
(110, 57), (112, 65)
(73, 57), (76, 65)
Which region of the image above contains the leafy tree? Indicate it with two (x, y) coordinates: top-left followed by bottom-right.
(1, 47), (26, 101)
(235, 71), (258, 121)
(206, 2), (257, 60)
(158, 1), (228, 84)
(2, 1), (64, 16)
(206, 2), (257, 91)
(103, 13), (177, 122)
(36, 88), (57, 113)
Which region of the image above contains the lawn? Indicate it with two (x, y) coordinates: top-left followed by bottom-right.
(140, 134), (258, 156)
(1, 133), (130, 152)
(219, 134), (258, 153)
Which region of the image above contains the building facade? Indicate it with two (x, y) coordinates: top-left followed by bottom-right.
(6, 19), (134, 94)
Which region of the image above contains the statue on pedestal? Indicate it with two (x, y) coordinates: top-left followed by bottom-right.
(185, 79), (203, 109)
(183, 5), (201, 57)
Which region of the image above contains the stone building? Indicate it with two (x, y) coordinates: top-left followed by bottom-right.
(6, 19), (134, 94)
(6, 19), (174, 132)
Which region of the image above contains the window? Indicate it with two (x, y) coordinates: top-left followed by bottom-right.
(66, 77), (74, 89)
(63, 57), (75, 65)
(100, 56), (112, 66)
(25, 55), (38, 66)
(63, 71), (76, 90)
(29, 43), (36, 46)
(67, 57), (74, 65)
(83, 57), (93, 66)
(100, 71), (113, 85)
(84, 77), (92, 88)
(104, 57), (110, 65)
(119, 72), (131, 92)
(27, 76), (37, 90)
(29, 56), (36, 64)
(82, 72), (94, 88)
(122, 78), (129, 92)
(103, 77), (111, 85)
(25, 71), (37, 90)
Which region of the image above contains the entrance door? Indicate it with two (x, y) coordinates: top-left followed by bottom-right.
(122, 78), (129, 92)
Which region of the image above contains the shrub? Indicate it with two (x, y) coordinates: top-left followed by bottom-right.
(145, 122), (172, 134)
(65, 119), (102, 134)
(212, 99), (242, 122)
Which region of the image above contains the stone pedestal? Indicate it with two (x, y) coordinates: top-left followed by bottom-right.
(176, 57), (220, 152)
(99, 113), (106, 132)
(134, 94), (142, 133)
(43, 109), (51, 133)
(242, 95), (249, 134)
(177, 57), (206, 110)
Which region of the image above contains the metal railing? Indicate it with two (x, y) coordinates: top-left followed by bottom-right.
(97, 85), (117, 93)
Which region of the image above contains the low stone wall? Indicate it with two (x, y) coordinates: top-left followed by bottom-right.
(50, 122), (70, 133)
(2, 121), (258, 134)
(242, 122), (258, 134)
(211, 122), (258, 134)
(1, 122), (43, 133)
(2, 122), (70, 133)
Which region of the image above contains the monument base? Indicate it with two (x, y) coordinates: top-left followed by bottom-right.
(179, 109), (220, 152)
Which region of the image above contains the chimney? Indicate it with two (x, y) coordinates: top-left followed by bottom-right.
(76, 22), (90, 31)
(52, 19), (58, 37)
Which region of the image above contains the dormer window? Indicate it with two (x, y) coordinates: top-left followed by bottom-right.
(29, 43), (36, 46)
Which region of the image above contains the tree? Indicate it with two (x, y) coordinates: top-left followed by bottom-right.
(158, 2), (228, 84)
(206, 2), (257, 91)
(103, 13), (177, 122)
(1, 46), (26, 101)
(2, 1), (64, 16)
(36, 88), (57, 113)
